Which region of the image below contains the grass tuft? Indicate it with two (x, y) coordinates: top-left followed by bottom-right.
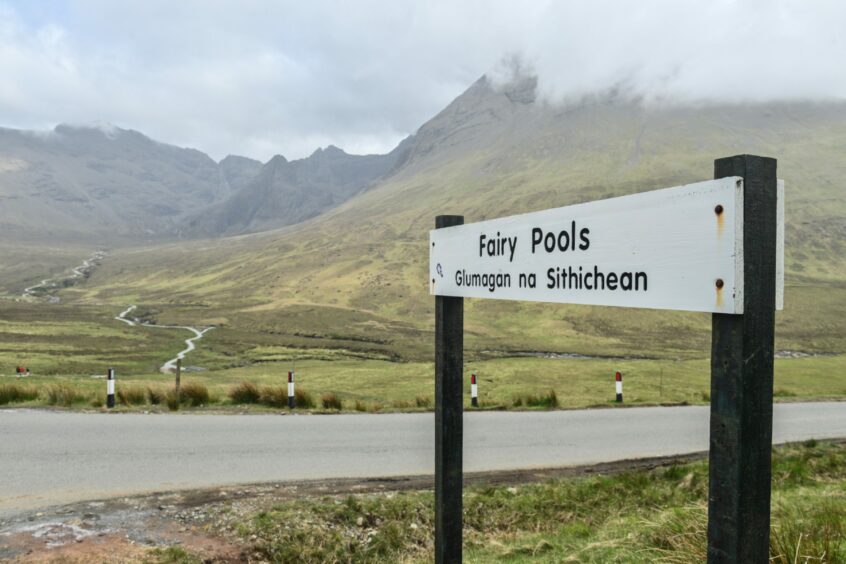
(513, 389), (558, 408)
(769, 500), (846, 563)
(258, 385), (315, 409)
(259, 386), (287, 408)
(147, 387), (165, 405)
(117, 386), (147, 406)
(0, 383), (39, 405)
(229, 381), (261, 404)
(45, 384), (77, 407)
(321, 392), (342, 410)
(415, 395), (431, 408)
(166, 389), (181, 411)
(179, 382), (209, 407)
(295, 388), (315, 409)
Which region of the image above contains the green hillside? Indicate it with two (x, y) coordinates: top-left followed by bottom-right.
(64, 79), (845, 365)
(1, 77), (843, 394)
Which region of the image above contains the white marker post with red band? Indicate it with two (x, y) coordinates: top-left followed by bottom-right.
(288, 371), (295, 409)
(470, 373), (478, 407)
(107, 367), (115, 408)
(615, 371), (623, 403)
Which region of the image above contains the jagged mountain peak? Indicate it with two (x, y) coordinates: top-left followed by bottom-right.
(310, 144), (348, 159)
(220, 154), (262, 166)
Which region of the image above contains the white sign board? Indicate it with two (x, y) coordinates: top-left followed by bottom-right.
(430, 177), (785, 314)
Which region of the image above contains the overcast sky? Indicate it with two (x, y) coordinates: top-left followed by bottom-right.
(2, 0), (844, 161)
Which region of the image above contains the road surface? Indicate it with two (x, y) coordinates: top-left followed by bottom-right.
(1, 402), (845, 517)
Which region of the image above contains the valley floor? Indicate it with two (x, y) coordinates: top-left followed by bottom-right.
(1, 256), (844, 413)
(2, 353), (845, 413)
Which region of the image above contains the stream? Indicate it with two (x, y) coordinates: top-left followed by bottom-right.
(115, 305), (214, 373)
(22, 251), (106, 300)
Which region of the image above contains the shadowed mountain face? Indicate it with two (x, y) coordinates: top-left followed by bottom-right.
(219, 155), (264, 194)
(185, 143), (409, 237)
(80, 75), (846, 361)
(0, 124), (231, 243)
(0, 124), (404, 243)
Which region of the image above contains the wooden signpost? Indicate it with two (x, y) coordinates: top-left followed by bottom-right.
(431, 155), (783, 563)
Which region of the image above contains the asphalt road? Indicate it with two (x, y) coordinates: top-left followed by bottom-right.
(2, 402), (845, 517)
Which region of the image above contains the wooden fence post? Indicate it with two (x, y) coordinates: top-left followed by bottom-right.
(175, 358), (182, 396)
(708, 155), (778, 563)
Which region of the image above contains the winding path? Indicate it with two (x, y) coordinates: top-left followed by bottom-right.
(115, 305), (213, 373)
(22, 251), (105, 299)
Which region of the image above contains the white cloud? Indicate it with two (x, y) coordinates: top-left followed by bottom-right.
(0, 0), (843, 161)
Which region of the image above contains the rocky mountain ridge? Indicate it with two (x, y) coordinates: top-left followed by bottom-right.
(0, 122), (407, 243)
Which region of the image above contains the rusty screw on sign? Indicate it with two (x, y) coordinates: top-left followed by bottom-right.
(714, 203), (726, 236)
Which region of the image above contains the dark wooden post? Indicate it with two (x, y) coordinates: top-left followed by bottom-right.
(708, 155), (778, 563)
(434, 214), (464, 563)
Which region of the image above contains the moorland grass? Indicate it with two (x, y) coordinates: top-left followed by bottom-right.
(321, 392), (342, 410)
(179, 382), (210, 407)
(45, 384), (78, 407)
(147, 386), (165, 405)
(0, 383), (39, 404)
(294, 388), (316, 409)
(513, 389), (559, 408)
(234, 441), (846, 563)
(117, 385), (147, 406)
(229, 381), (261, 404)
(258, 385), (287, 408)
(166, 389), (181, 411)
(2, 351), (845, 412)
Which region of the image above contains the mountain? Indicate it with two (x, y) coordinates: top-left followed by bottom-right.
(219, 154), (263, 193)
(0, 124), (233, 243)
(64, 76), (846, 361)
(0, 124), (403, 243)
(184, 143), (409, 237)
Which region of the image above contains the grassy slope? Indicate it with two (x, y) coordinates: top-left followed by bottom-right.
(0, 244), (95, 296)
(0, 302), (194, 376)
(72, 96), (846, 363)
(1, 89), (845, 403)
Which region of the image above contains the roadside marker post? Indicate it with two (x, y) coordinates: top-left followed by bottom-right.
(288, 371), (295, 409)
(470, 373), (478, 407)
(430, 156), (782, 563)
(106, 367), (115, 408)
(615, 371), (623, 402)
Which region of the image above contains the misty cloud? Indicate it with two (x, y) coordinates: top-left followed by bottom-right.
(1, 0), (843, 161)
